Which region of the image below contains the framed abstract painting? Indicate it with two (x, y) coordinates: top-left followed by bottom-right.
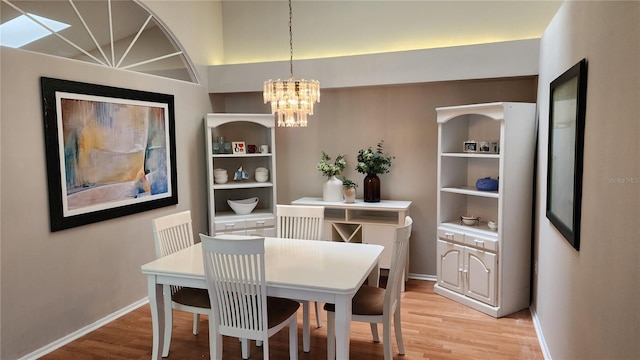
(41, 77), (178, 231)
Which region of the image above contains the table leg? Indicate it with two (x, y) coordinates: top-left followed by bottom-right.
(334, 294), (352, 360)
(368, 263), (380, 288)
(147, 275), (165, 359)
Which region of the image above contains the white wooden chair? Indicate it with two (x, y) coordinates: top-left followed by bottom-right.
(276, 204), (325, 352)
(200, 234), (300, 360)
(324, 216), (413, 360)
(152, 210), (211, 357)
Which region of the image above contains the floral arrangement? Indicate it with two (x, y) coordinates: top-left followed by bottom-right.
(317, 151), (346, 177)
(342, 177), (358, 188)
(356, 140), (394, 175)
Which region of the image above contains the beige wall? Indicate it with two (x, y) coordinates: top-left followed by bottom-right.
(1, 2), (218, 358)
(533, 1), (640, 358)
(213, 77), (538, 276)
(0, 48), (212, 359)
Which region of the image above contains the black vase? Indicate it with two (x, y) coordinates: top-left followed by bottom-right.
(363, 174), (381, 202)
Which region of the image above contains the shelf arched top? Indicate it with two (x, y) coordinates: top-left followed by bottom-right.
(435, 102), (515, 123)
(206, 113), (275, 128)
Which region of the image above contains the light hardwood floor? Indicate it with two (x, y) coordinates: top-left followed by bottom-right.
(41, 280), (543, 359)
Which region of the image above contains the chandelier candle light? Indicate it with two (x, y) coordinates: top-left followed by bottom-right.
(263, 0), (320, 127)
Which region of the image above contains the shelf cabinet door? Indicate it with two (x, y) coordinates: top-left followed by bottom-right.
(465, 247), (497, 306)
(437, 240), (464, 293)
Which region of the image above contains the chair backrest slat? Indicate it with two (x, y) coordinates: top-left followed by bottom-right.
(276, 204), (325, 240)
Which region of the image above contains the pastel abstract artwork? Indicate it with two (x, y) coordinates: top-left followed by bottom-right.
(41, 77), (178, 231)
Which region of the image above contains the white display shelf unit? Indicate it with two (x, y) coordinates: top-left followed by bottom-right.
(204, 113), (276, 237)
(434, 102), (536, 318)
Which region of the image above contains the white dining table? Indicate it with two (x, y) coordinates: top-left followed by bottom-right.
(141, 236), (383, 360)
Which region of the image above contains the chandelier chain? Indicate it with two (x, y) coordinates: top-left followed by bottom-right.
(288, 0), (294, 78)
(263, 0), (320, 127)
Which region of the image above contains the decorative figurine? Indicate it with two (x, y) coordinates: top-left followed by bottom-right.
(234, 165), (249, 181)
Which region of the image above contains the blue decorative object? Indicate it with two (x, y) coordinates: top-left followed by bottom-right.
(476, 177), (499, 191)
(234, 165), (249, 181)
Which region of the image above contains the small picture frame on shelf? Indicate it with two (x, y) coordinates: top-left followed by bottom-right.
(463, 140), (478, 153)
(232, 141), (246, 154)
(491, 141), (500, 153)
(478, 141), (491, 153)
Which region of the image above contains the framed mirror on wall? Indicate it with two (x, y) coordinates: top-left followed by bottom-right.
(546, 58), (588, 251)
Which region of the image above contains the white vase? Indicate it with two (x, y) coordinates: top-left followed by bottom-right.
(343, 187), (356, 203)
(323, 175), (344, 202)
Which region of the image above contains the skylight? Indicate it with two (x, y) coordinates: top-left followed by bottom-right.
(0, 13), (70, 48)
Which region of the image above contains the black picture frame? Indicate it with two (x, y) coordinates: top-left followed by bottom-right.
(41, 77), (178, 231)
(546, 59), (588, 250)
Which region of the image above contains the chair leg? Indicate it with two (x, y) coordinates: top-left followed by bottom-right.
(193, 313), (200, 335)
(370, 323), (380, 343)
(302, 301), (310, 352)
(162, 287), (173, 357)
(263, 338), (270, 360)
(241, 339), (250, 359)
(314, 301), (323, 328)
(383, 318), (392, 360)
(208, 321), (223, 360)
(394, 308), (405, 355)
(289, 317), (299, 360)
(326, 311), (336, 360)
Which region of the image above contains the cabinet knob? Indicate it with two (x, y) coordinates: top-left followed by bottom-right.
(473, 239), (484, 246)
(445, 232), (455, 238)
(256, 220), (265, 225)
(225, 223), (235, 228)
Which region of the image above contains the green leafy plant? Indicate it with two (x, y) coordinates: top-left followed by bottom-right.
(342, 177), (358, 188)
(356, 140), (394, 175)
(317, 151), (346, 177)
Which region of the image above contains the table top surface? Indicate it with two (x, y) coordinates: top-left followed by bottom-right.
(292, 197), (412, 210)
(141, 237), (383, 294)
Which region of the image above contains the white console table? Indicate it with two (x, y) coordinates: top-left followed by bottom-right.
(291, 197), (412, 284)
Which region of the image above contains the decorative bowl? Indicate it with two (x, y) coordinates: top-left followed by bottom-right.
(214, 168), (227, 175)
(228, 197), (259, 215)
(214, 175), (228, 184)
(255, 174), (269, 182)
(460, 215), (480, 226)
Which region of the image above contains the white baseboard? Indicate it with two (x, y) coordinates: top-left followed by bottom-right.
(529, 305), (551, 360)
(18, 297), (149, 360)
(408, 273), (437, 282)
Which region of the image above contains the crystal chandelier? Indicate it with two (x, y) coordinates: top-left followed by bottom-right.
(263, 0), (320, 127)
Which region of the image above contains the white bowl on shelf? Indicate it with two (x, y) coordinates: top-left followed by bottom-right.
(214, 175), (228, 184)
(214, 168), (227, 175)
(228, 197), (259, 215)
(460, 215), (480, 226)
(255, 167), (269, 182)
